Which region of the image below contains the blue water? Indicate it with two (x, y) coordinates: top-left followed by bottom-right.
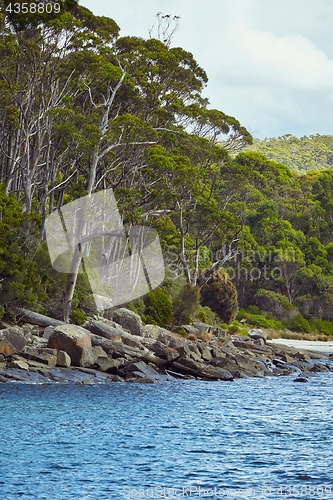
(1, 375), (333, 500)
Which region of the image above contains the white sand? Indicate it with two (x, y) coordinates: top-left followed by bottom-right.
(268, 339), (333, 353)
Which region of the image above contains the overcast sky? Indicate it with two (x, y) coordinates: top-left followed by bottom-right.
(80, 0), (333, 139)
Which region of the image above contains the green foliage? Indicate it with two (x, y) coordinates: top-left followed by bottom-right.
(69, 308), (87, 326)
(0, 188), (47, 312)
(196, 306), (219, 325)
(237, 309), (283, 330)
(173, 282), (201, 325)
(143, 288), (173, 326)
(284, 314), (311, 333)
(248, 134), (333, 173)
(310, 318), (333, 336)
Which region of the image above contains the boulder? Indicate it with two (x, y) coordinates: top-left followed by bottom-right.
(197, 342), (212, 362)
(293, 377), (309, 383)
(21, 348), (58, 366)
(56, 350), (71, 368)
(95, 356), (119, 372)
(142, 324), (168, 340)
(112, 308), (143, 336)
(84, 318), (124, 341)
(149, 341), (179, 362)
(248, 329), (267, 342)
(192, 322), (212, 334)
(171, 357), (233, 381)
(0, 339), (15, 357)
(0, 328), (26, 352)
(120, 361), (161, 380)
(43, 326), (55, 340)
(8, 359), (29, 370)
(200, 365), (234, 381)
(48, 324), (95, 367)
(181, 325), (200, 335)
(91, 346), (108, 359)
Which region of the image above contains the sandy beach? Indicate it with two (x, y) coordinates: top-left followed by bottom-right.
(268, 339), (333, 354)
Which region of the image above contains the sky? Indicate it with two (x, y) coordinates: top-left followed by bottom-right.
(79, 0), (333, 140)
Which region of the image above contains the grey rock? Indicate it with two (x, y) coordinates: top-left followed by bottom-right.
(21, 348), (58, 366)
(92, 345), (108, 359)
(84, 318), (124, 341)
(120, 360), (161, 380)
(8, 359), (29, 370)
(112, 308), (143, 336)
(181, 325), (200, 335)
(248, 329), (268, 342)
(0, 327), (26, 352)
(142, 324), (169, 340)
(43, 326), (55, 340)
(197, 343), (212, 362)
(149, 341), (179, 362)
(310, 363), (331, 372)
(56, 350), (71, 368)
(95, 356), (119, 372)
(293, 377), (309, 383)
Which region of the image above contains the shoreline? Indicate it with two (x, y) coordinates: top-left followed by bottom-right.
(268, 339), (333, 354)
(1, 310), (333, 384)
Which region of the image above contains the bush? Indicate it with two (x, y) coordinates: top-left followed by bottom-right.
(284, 314), (311, 333)
(69, 309), (87, 325)
(173, 282), (201, 325)
(200, 269), (238, 324)
(237, 309), (283, 330)
(196, 306), (219, 325)
(143, 288), (173, 326)
(310, 318), (333, 336)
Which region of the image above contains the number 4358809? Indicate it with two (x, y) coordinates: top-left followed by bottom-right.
(5, 3), (61, 14)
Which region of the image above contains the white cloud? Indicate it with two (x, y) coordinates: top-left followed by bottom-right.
(240, 30), (333, 89)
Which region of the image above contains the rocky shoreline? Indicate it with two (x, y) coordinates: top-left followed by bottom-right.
(1, 308), (333, 385)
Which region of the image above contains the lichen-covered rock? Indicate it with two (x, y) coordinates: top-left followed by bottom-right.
(84, 318), (124, 341)
(48, 325), (94, 367)
(112, 308), (143, 336)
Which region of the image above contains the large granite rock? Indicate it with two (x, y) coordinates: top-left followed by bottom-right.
(48, 324), (94, 367)
(112, 308), (143, 336)
(0, 327), (26, 353)
(247, 329), (267, 342)
(0, 339), (15, 357)
(84, 318), (124, 341)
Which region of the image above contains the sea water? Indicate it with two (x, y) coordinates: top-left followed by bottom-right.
(1, 374), (333, 500)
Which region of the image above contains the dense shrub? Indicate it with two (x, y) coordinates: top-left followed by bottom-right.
(173, 282), (201, 325)
(143, 288), (173, 326)
(310, 318), (333, 336)
(200, 269), (238, 324)
(284, 314), (311, 333)
(237, 309), (283, 330)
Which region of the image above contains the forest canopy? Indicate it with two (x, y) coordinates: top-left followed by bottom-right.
(0, 2), (333, 334)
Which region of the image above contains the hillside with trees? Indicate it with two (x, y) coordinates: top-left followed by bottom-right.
(249, 134), (333, 173)
(1, 1), (333, 337)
